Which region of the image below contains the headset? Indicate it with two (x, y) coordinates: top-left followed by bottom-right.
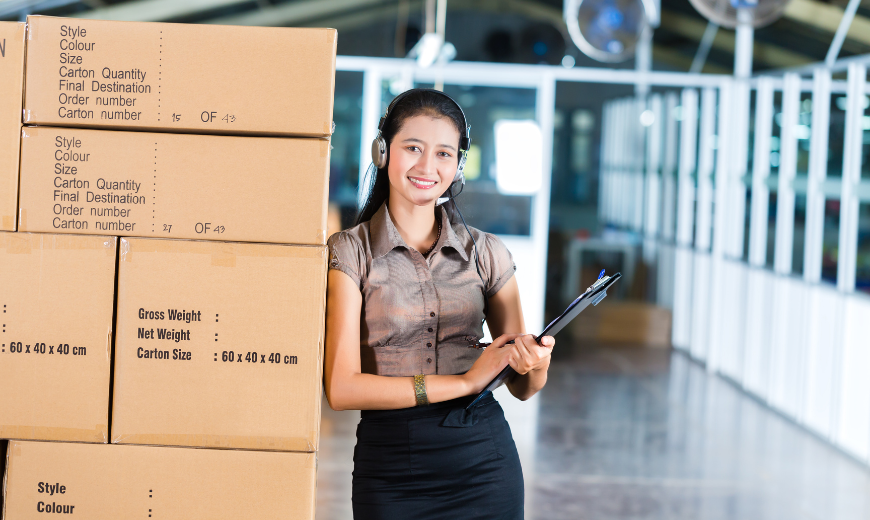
(371, 88), (487, 312)
(372, 88), (471, 191)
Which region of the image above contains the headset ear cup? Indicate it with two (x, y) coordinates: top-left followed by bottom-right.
(371, 136), (388, 169)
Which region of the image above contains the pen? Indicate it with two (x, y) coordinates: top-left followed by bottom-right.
(467, 339), (517, 350)
(467, 335), (547, 349)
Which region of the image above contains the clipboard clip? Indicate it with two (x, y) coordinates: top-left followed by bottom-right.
(585, 271), (611, 306)
(591, 289), (608, 306)
(588, 274), (611, 293)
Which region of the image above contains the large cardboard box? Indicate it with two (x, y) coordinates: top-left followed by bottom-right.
(568, 300), (672, 348)
(0, 232), (116, 443)
(0, 22), (25, 231)
(2, 441), (316, 519)
(0, 440), (6, 515)
(112, 238), (326, 452)
(17, 126), (330, 245)
(23, 16), (336, 137)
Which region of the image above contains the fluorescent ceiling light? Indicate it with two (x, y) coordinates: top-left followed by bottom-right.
(495, 120), (543, 195)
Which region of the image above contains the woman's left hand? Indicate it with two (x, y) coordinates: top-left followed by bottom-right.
(507, 334), (555, 375)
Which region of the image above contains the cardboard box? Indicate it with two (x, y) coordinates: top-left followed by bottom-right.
(23, 15), (336, 137)
(18, 126), (330, 245)
(0, 232), (116, 443)
(2, 441), (316, 520)
(112, 238), (326, 452)
(0, 22), (25, 231)
(0, 440), (6, 515)
(568, 300), (672, 348)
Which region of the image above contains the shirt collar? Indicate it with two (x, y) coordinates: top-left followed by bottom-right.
(370, 202), (405, 259)
(438, 205), (469, 261)
(370, 202), (469, 261)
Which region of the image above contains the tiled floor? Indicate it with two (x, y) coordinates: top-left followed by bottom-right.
(316, 345), (870, 519)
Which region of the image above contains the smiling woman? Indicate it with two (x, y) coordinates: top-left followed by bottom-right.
(384, 116), (460, 239)
(324, 89), (556, 520)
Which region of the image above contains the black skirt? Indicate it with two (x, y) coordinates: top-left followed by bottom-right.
(352, 393), (524, 520)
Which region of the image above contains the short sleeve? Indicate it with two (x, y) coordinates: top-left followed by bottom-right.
(482, 233), (516, 298)
(327, 231), (366, 290)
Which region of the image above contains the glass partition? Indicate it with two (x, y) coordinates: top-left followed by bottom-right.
(743, 89), (757, 261)
(862, 88), (870, 181)
(822, 200), (840, 284)
(828, 94), (847, 179)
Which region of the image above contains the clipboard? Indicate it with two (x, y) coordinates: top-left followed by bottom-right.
(465, 272), (622, 411)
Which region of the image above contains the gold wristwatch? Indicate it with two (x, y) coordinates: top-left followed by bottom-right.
(414, 374), (429, 406)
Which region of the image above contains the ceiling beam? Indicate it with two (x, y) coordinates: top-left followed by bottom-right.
(782, 0), (870, 47)
(471, 0), (566, 31)
(661, 10), (813, 69)
(653, 46), (731, 74)
(206, 0), (569, 36)
(0, 0), (79, 20)
(71, 0), (248, 21)
(297, 1), (424, 33)
(204, 0), (392, 26)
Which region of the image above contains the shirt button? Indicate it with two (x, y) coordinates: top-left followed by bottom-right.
(427, 342), (432, 348)
(430, 312), (435, 317)
(428, 327), (433, 332)
(427, 358), (432, 364)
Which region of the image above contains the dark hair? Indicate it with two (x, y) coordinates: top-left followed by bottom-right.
(356, 89), (466, 225)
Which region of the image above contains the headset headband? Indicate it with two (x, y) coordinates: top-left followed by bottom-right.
(377, 88), (471, 152)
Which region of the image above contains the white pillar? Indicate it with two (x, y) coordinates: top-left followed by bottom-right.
(635, 24), (652, 97)
(695, 88), (717, 252)
(803, 70), (832, 283)
(598, 101), (613, 223)
(837, 63), (866, 292)
(748, 77), (774, 267)
(727, 78), (751, 258)
(707, 80), (733, 373)
(644, 94), (663, 238)
(733, 9), (754, 79)
(661, 92), (679, 241)
(773, 73), (800, 275)
(676, 89), (699, 247)
(633, 97), (647, 232)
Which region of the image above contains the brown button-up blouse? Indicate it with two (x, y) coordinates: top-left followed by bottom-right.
(327, 202), (516, 377)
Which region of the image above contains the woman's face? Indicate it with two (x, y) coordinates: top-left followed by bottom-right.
(387, 114), (461, 208)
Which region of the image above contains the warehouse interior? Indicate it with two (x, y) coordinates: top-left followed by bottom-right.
(3, 0), (870, 518)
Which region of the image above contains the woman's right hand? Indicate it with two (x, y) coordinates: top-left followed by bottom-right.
(462, 333), (523, 394)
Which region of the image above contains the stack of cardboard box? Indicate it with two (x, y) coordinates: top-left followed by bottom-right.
(0, 22), (24, 232)
(1, 16), (335, 519)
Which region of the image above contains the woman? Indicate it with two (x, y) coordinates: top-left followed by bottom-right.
(324, 88), (555, 519)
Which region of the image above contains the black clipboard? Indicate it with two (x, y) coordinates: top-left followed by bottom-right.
(465, 272), (622, 410)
